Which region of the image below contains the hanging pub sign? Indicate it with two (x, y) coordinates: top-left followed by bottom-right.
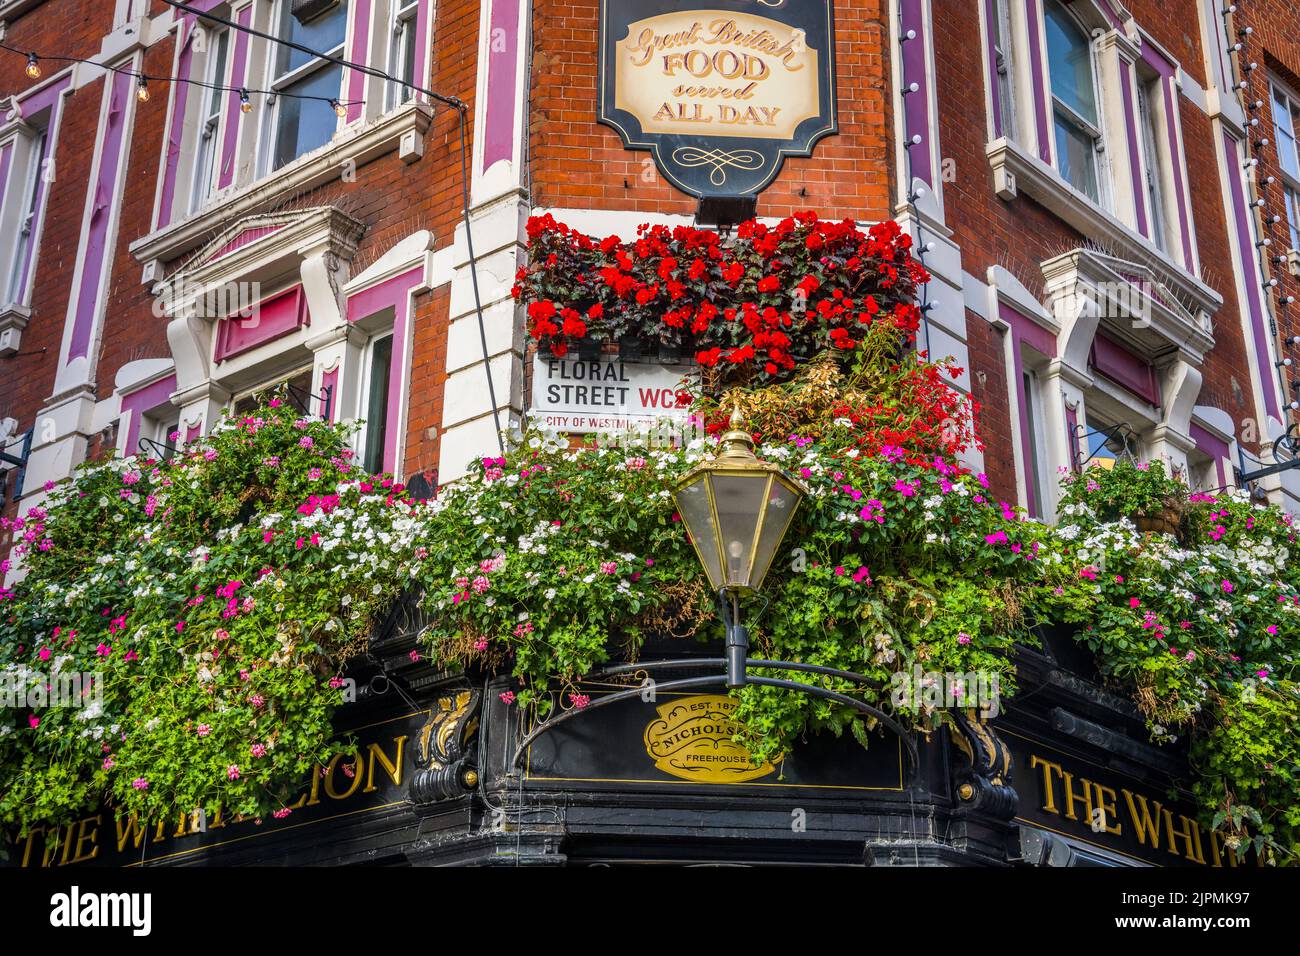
(598, 0), (837, 197)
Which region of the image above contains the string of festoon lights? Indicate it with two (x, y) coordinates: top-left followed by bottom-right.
(1, 42), (363, 116)
(1218, 3), (1300, 416)
(897, 10), (936, 358)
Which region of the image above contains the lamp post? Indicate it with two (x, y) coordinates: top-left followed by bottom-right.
(673, 408), (806, 687)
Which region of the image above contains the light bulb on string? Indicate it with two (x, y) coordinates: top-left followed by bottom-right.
(136, 76), (150, 102)
(330, 99), (346, 118)
(25, 53), (40, 79)
(239, 88), (252, 113)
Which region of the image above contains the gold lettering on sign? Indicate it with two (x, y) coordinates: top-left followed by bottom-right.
(614, 10), (820, 141)
(16, 732), (412, 866)
(643, 695), (779, 783)
(1027, 751), (1237, 866)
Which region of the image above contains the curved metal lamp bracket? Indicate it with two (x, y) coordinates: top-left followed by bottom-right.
(509, 669), (919, 774)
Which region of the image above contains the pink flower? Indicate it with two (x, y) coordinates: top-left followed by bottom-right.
(409, 649), (421, 662)
(273, 808), (292, 819)
(852, 566), (871, 584)
(197, 724), (211, 737)
(1079, 566), (1098, 580)
(250, 743), (267, 758)
(37, 647), (50, 661)
(102, 757), (115, 770)
(984, 531), (1008, 545)
(893, 480), (917, 497)
(227, 765), (240, 780)
(569, 693), (590, 709)
(175, 621), (185, 634)
(249, 694), (265, 708)
(1129, 598), (1140, 609)
(1267, 625), (1279, 636)
(473, 639), (488, 651)
(499, 690), (516, 705)
(600, 561), (618, 574)
(124, 650), (138, 663)
(471, 576), (491, 593)
(132, 778), (149, 791)
(28, 715), (39, 729)
(957, 632), (971, 645)
(1222, 580), (1234, 594)
(299, 436), (314, 448)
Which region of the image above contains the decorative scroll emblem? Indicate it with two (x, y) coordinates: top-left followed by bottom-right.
(599, 0), (837, 197)
(409, 688), (481, 804)
(642, 694), (779, 783)
(950, 708), (1018, 820)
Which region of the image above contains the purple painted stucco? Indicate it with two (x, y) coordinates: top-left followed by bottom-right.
(999, 302), (1057, 518)
(482, 0), (521, 172)
(1223, 127), (1282, 420)
(411, 1), (431, 105)
(346, 0), (372, 123)
(347, 266), (423, 473)
(1140, 44), (1195, 269)
(320, 366), (339, 422)
(214, 285), (308, 362)
(121, 373), (178, 453)
(218, 5), (253, 191)
(1120, 66), (1149, 237)
(158, 16), (196, 229)
(68, 69), (133, 363)
(18, 72), (72, 120)
(899, 0), (933, 188)
(1188, 421), (1230, 488)
(1026, 0), (1052, 164)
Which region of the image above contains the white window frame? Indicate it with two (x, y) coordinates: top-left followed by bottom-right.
(1136, 75), (1169, 253)
(358, 330), (394, 473)
(1270, 79), (1300, 252)
(385, 0), (422, 112)
(991, 0), (1017, 142)
(258, 0), (349, 178)
(1045, 0), (1107, 206)
(4, 126), (47, 307)
(190, 26), (231, 214)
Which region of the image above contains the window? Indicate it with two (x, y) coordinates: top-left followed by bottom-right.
(1022, 370), (1047, 517)
(1045, 0), (1103, 202)
(5, 128), (47, 306)
(1271, 81), (1300, 251)
(261, 0), (349, 174)
(1136, 79), (1168, 252)
(361, 333), (393, 473)
(1082, 415), (1137, 470)
(991, 0), (1017, 140)
(232, 367), (314, 415)
(190, 28), (230, 213)
(386, 0), (421, 111)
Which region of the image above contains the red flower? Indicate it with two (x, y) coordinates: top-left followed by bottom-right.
(757, 275), (781, 293)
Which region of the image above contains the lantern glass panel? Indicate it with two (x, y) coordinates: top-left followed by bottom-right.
(676, 475), (724, 588)
(710, 473), (772, 587)
(750, 477), (802, 589)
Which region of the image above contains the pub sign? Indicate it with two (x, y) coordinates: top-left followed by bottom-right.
(599, 0), (838, 197)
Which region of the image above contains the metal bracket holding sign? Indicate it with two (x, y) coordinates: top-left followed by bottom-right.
(598, 0), (838, 199)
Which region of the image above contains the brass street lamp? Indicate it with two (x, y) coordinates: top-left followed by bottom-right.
(673, 408), (806, 687)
